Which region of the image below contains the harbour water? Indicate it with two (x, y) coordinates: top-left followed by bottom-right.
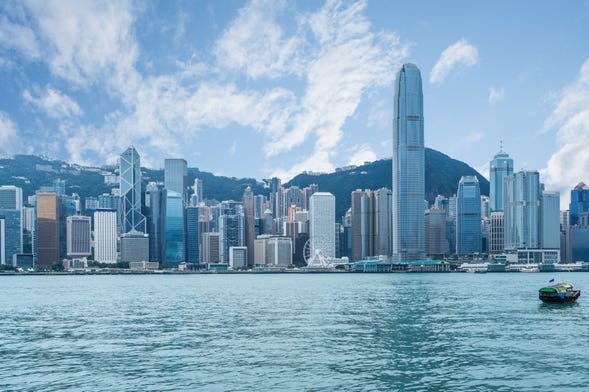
(1, 273), (589, 391)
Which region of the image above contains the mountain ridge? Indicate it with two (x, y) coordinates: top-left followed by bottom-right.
(0, 148), (489, 218)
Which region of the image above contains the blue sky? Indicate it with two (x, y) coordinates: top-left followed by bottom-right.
(1, 0), (589, 206)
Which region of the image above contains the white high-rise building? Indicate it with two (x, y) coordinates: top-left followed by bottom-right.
(309, 192), (335, 259)
(94, 210), (117, 263)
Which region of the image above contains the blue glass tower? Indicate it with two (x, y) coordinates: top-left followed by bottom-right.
(489, 147), (513, 212)
(164, 159), (187, 266)
(456, 176), (482, 255)
(392, 63), (425, 262)
(570, 182), (589, 225)
(120, 146), (146, 233)
(164, 190), (184, 266)
(186, 206), (199, 266)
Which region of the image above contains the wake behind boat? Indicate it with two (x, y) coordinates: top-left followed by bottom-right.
(539, 283), (580, 304)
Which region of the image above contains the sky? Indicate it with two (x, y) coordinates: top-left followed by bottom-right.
(1, 0), (589, 207)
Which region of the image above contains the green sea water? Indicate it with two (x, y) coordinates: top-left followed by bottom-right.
(1, 273), (588, 391)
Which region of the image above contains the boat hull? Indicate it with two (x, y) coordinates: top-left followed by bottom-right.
(539, 290), (580, 304)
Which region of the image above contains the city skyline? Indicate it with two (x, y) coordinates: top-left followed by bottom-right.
(0, 1), (588, 209)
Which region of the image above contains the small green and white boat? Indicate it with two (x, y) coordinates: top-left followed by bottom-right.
(539, 283), (580, 304)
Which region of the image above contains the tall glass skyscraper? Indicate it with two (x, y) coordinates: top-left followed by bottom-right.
(489, 148), (513, 212)
(392, 63), (425, 262)
(164, 159), (188, 202)
(164, 190), (184, 266)
(164, 159), (188, 265)
(504, 171), (540, 250)
(120, 146), (146, 234)
(456, 176), (482, 255)
(0, 186), (23, 266)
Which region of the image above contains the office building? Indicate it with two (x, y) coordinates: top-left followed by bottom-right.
(219, 201), (245, 263)
(243, 186), (255, 266)
(267, 236), (293, 266)
(186, 206), (199, 265)
(165, 159), (188, 203)
(504, 171), (540, 250)
(425, 209), (446, 257)
(488, 211), (504, 252)
(0, 186), (23, 265)
(93, 210), (117, 263)
(120, 146), (146, 233)
(36, 193), (59, 267)
(570, 182), (589, 225)
(229, 246), (248, 269)
(309, 192), (335, 259)
(375, 188), (392, 257)
(120, 232), (149, 263)
(540, 191), (560, 249)
(164, 190), (184, 266)
(66, 215), (91, 258)
(489, 148), (513, 211)
(392, 63), (425, 262)
(201, 232), (220, 264)
(456, 176), (482, 255)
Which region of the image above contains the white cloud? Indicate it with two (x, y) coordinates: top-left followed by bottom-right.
(0, 16), (41, 59)
(23, 86), (83, 119)
(228, 140), (238, 156)
(214, 0), (306, 79)
(24, 0), (139, 92)
(430, 39), (478, 84)
(466, 131), (484, 143)
(8, 0), (408, 181)
(0, 111), (19, 153)
(266, 0), (408, 178)
(474, 161), (490, 180)
(542, 58), (589, 208)
(488, 86), (505, 105)
(348, 144), (377, 166)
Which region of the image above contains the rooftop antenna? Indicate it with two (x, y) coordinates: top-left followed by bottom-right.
(499, 139), (503, 152)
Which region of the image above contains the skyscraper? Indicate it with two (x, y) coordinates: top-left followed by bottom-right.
(93, 210), (117, 263)
(219, 201), (245, 263)
(309, 192), (335, 259)
(392, 63), (425, 262)
(36, 193), (59, 267)
(504, 171), (540, 250)
(570, 182), (589, 225)
(375, 188), (392, 257)
(186, 206), (199, 265)
(0, 186), (23, 266)
(540, 191), (560, 249)
(489, 147), (513, 211)
(66, 216), (91, 258)
(120, 146), (146, 234)
(164, 190), (184, 266)
(243, 186), (255, 266)
(456, 176), (482, 255)
(165, 159), (188, 203)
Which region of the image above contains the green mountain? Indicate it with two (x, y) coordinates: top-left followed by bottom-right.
(285, 148), (489, 218)
(0, 148), (488, 218)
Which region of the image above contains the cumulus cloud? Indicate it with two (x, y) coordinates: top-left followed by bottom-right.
(25, 0), (139, 92)
(5, 0), (409, 181)
(430, 39), (478, 84)
(348, 144), (377, 166)
(214, 0), (306, 79)
(542, 58), (589, 208)
(0, 16), (41, 59)
(23, 86), (83, 119)
(488, 86), (505, 105)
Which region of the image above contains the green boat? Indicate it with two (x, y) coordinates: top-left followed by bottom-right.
(539, 283), (580, 304)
